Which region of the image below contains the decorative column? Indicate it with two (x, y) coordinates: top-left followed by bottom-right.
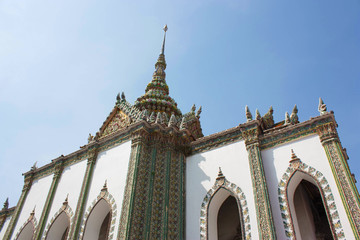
(317, 121), (360, 237)
(118, 128), (150, 240)
(241, 122), (276, 239)
(34, 159), (64, 239)
(3, 170), (35, 240)
(117, 127), (188, 240)
(68, 143), (99, 239)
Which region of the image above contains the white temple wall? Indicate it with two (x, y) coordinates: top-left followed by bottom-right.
(82, 140), (131, 237)
(12, 174), (53, 238)
(186, 141), (259, 240)
(46, 159), (87, 225)
(261, 134), (354, 239)
(0, 217), (11, 238)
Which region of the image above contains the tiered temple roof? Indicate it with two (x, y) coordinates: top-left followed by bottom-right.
(95, 25), (203, 141)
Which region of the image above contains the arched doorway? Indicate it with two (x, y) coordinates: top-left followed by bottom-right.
(217, 195), (242, 240)
(207, 188), (244, 240)
(83, 198), (111, 240)
(293, 180), (333, 240)
(16, 221), (34, 240)
(45, 211), (70, 240)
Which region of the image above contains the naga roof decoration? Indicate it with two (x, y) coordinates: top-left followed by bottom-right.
(96, 25), (203, 140)
(244, 104), (301, 132)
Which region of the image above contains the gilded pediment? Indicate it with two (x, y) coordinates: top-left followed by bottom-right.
(99, 108), (131, 138)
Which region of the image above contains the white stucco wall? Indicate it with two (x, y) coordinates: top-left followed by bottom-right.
(45, 159), (88, 228)
(0, 216), (11, 238)
(261, 134), (354, 239)
(82, 141), (132, 237)
(12, 174), (53, 239)
(186, 141), (259, 240)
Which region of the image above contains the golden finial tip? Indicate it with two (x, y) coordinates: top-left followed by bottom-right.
(163, 24), (168, 32)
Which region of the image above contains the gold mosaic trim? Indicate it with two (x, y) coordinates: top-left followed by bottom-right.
(199, 177), (251, 240)
(42, 203), (74, 240)
(278, 161), (345, 239)
(79, 190), (117, 240)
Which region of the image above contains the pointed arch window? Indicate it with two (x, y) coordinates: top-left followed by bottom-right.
(292, 179), (333, 240)
(217, 195), (243, 240)
(16, 221), (34, 240)
(45, 211), (70, 240)
(83, 198), (111, 240)
(278, 150), (345, 239)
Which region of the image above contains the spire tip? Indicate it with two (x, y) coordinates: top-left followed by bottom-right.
(161, 25), (168, 55)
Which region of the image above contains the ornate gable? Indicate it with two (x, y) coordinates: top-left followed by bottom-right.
(99, 108), (131, 138)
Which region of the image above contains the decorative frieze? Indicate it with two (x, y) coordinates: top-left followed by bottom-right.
(190, 126), (243, 154)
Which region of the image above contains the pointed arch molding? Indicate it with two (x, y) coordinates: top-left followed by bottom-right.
(200, 176), (251, 240)
(42, 203), (74, 240)
(278, 161), (345, 239)
(14, 211), (38, 240)
(79, 190), (117, 240)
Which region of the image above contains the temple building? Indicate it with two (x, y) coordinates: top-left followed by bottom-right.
(0, 26), (359, 240)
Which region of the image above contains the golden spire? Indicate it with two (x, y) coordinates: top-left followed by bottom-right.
(134, 24), (182, 117)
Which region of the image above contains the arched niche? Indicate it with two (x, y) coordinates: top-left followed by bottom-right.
(16, 221), (35, 240)
(42, 197), (74, 240)
(15, 209), (37, 240)
(83, 199), (111, 240)
(200, 170), (251, 240)
(45, 211), (70, 240)
(278, 155), (345, 239)
(79, 185), (117, 240)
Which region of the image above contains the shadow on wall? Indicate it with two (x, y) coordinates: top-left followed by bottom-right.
(190, 154), (212, 193)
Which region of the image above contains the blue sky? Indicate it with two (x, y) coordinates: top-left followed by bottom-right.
(0, 0), (359, 207)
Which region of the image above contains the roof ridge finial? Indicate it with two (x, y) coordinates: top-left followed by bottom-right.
(102, 179), (107, 190)
(318, 97), (327, 115)
(161, 24), (168, 55)
(31, 206), (36, 216)
(216, 167), (225, 180)
(245, 105), (253, 122)
(290, 104), (299, 124)
(3, 198), (9, 210)
(63, 194), (69, 207)
(290, 149), (301, 163)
